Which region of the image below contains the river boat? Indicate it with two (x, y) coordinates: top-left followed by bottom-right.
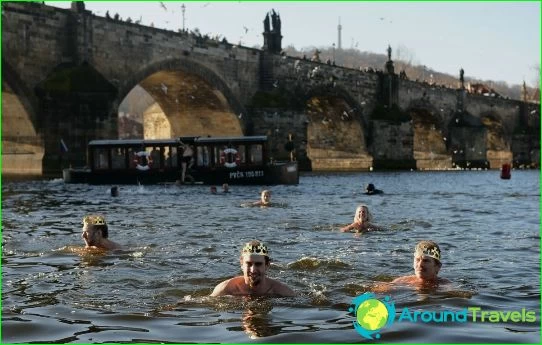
(62, 136), (299, 185)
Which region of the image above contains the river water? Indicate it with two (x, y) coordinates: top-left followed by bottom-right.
(1, 170), (540, 343)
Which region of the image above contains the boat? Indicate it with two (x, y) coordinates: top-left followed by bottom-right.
(62, 136), (299, 185)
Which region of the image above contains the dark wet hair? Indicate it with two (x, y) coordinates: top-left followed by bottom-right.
(366, 183), (375, 191)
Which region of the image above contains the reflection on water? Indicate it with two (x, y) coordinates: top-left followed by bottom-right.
(1, 171), (540, 343)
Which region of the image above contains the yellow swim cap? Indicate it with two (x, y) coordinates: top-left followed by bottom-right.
(82, 215), (107, 226)
(242, 241), (269, 257)
(415, 240), (441, 262)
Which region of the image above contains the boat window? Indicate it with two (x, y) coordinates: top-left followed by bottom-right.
(197, 146), (210, 167)
(250, 144), (263, 164)
(237, 145), (246, 164)
(111, 148), (125, 169)
(93, 148), (109, 170)
(127, 147), (138, 168)
(149, 147), (161, 169)
(165, 147), (178, 168)
(213, 146), (222, 166)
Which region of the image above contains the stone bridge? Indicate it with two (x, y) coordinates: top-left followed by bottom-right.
(2, 2), (539, 175)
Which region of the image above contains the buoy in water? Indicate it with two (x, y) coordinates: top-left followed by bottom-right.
(500, 163), (511, 179)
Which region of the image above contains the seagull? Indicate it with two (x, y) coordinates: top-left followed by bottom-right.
(243, 26), (249, 34)
(238, 113), (243, 119)
(160, 2), (167, 11)
(160, 83), (168, 95)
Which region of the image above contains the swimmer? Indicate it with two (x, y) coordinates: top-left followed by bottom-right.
(110, 186), (119, 197)
(210, 186), (218, 194)
(210, 240), (295, 297)
(340, 204), (384, 232)
(222, 183), (230, 193)
(364, 183), (383, 195)
(252, 190), (272, 206)
(391, 240), (451, 286)
(81, 215), (121, 250)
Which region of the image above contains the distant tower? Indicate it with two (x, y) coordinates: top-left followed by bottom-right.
(337, 17), (342, 50)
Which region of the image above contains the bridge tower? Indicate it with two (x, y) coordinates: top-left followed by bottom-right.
(262, 9), (282, 54)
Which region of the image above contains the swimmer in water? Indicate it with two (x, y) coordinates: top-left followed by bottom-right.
(81, 215), (121, 250)
(391, 240), (451, 286)
(210, 186), (218, 194)
(222, 183), (230, 193)
(210, 240), (295, 297)
(252, 190), (272, 206)
(340, 204), (384, 232)
(364, 183), (383, 195)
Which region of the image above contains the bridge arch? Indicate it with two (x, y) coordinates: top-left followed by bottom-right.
(2, 59), (45, 175)
(116, 57), (247, 138)
(300, 84), (372, 170)
(406, 99), (452, 169)
(479, 111), (512, 168)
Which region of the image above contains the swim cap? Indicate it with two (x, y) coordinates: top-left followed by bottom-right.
(242, 242), (269, 257)
(82, 215), (107, 226)
(415, 240), (441, 262)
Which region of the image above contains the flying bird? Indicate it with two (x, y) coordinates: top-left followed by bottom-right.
(160, 2), (167, 11)
(160, 83), (168, 95)
(243, 26), (249, 33)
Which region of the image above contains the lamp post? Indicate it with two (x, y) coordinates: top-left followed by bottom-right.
(332, 43), (336, 63)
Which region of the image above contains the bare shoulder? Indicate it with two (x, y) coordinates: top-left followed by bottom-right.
(391, 275), (417, 284)
(210, 277), (243, 296)
(269, 278), (295, 297)
(340, 223), (357, 232)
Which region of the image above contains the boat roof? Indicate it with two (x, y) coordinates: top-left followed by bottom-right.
(195, 136), (267, 144)
(88, 136), (267, 147)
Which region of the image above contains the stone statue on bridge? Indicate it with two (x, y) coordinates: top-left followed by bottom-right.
(311, 49), (321, 63)
(387, 45), (392, 61)
(460, 67), (465, 88)
(270, 9), (281, 33)
(263, 13), (270, 32)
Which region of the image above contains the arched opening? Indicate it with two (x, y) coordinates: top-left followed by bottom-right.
(1, 78), (44, 176)
(409, 108), (452, 170)
(117, 61), (245, 140)
(304, 95), (372, 171)
(448, 112), (488, 169)
(481, 114), (512, 168)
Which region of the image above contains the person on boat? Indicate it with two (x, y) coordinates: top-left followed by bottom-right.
(222, 183), (230, 193)
(252, 190), (272, 206)
(180, 142), (194, 183)
(340, 204), (384, 232)
(210, 240), (295, 297)
(210, 185), (218, 194)
(364, 183), (383, 195)
(391, 240), (451, 286)
(81, 215), (121, 250)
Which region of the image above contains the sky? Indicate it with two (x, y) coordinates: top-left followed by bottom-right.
(47, 1), (540, 87)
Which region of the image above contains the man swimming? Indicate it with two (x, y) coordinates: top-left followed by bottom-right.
(391, 240), (451, 286)
(81, 215), (121, 250)
(210, 240), (295, 297)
